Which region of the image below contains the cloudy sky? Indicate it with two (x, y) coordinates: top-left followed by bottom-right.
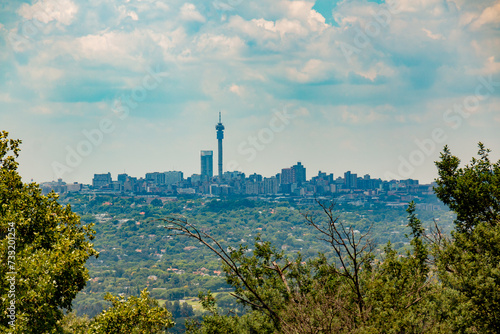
(1, 0), (499, 184)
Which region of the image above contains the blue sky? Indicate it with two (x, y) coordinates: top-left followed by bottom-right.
(1, 0), (499, 184)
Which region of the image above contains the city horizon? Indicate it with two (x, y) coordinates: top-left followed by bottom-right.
(43, 161), (431, 187)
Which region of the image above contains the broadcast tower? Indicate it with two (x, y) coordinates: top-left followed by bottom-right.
(216, 112), (225, 179)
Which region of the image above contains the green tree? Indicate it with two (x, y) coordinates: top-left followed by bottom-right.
(186, 291), (273, 334)
(151, 199), (163, 207)
(433, 143), (500, 333)
(87, 289), (174, 334)
(435, 143), (500, 233)
(0, 131), (99, 333)
(362, 202), (446, 333)
(166, 199), (446, 333)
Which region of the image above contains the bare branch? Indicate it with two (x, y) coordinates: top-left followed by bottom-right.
(160, 217), (283, 326)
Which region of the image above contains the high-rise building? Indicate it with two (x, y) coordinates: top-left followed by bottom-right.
(164, 171), (183, 185)
(292, 162), (306, 184)
(92, 173), (112, 188)
(145, 172), (165, 185)
(344, 171), (352, 189)
(281, 168), (295, 184)
(344, 171), (358, 189)
(201, 150), (213, 180)
(216, 112), (225, 179)
(264, 176), (279, 194)
(280, 162), (306, 185)
(248, 173), (263, 182)
(117, 173), (128, 184)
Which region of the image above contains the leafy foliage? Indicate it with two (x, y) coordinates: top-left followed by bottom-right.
(87, 289), (174, 334)
(433, 143), (500, 333)
(434, 143), (500, 233)
(0, 131), (99, 333)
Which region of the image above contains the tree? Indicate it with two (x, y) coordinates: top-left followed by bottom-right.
(0, 131), (99, 333)
(433, 143), (500, 333)
(87, 289), (174, 334)
(361, 202), (445, 333)
(434, 143), (500, 233)
(163, 199), (438, 333)
(151, 198), (164, 207)
(185, 291), (274, 334)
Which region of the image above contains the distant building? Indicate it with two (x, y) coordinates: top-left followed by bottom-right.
(281, 168), (295, 184)
(224, 171), (245, 181)
(178, 188), (195, 194)
(248, 173), (263, 182)
(200, 150), (213, 180)
(189, 174), (202, 184)
(117, 173), (128, 184)
(66, 182), (82, 192)
(264, 176), (279, 194)
(280, 162), (306, 186)
(146, 172), (165, 185)
(292, 162), (306, 184)
(92, 173), (112, 188)
(245, 181), (261, 195)
(123, 176), (137, 192)
(164, 171), (183, 185)
(344, 171), (357, 189)
(41, 178), (67, 194)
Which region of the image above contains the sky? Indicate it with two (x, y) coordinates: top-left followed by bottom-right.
(0, 0), (499, 185)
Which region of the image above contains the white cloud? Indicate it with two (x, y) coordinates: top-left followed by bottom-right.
(254, 18), (308, 38)
(76, 32), (137, 62)
(286, 59), (331, 83)
(470, 2), (500, 30)
(180, 3), (205, 22)
(17, 0), (78, 26)
(422, 28), (444, 40)
(284, 0), (328, 32)
(117, 5), (139, 21)
(393, 0), (450, 15)
(154, 2), (169, 12)
(195, 33), (245, 57)
(229, 84), (245, 96)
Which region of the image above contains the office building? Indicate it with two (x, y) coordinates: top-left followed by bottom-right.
(292, 162), (306, 184)
(201, 150), (213, 180)
(164, 171), (183, 185)
(92, 173), (112, 188)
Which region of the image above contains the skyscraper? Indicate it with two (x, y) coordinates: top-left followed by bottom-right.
(281, 168), (295, 184)
(200, 150), (213, 180)
(216, 112), (225, 179)
(292, 162), (306, 184)
(344, 171), (357, 189)
(92, 173), (112, 188)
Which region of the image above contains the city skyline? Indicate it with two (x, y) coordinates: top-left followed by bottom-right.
(1, 0), (499, 185)
(44, 159), (425, 198)
(60, 160), (420, 188)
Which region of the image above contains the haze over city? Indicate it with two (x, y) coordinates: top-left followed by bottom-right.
(1, 0), (499, 184)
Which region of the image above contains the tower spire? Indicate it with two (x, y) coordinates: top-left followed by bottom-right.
(216, 112), (225, 181)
